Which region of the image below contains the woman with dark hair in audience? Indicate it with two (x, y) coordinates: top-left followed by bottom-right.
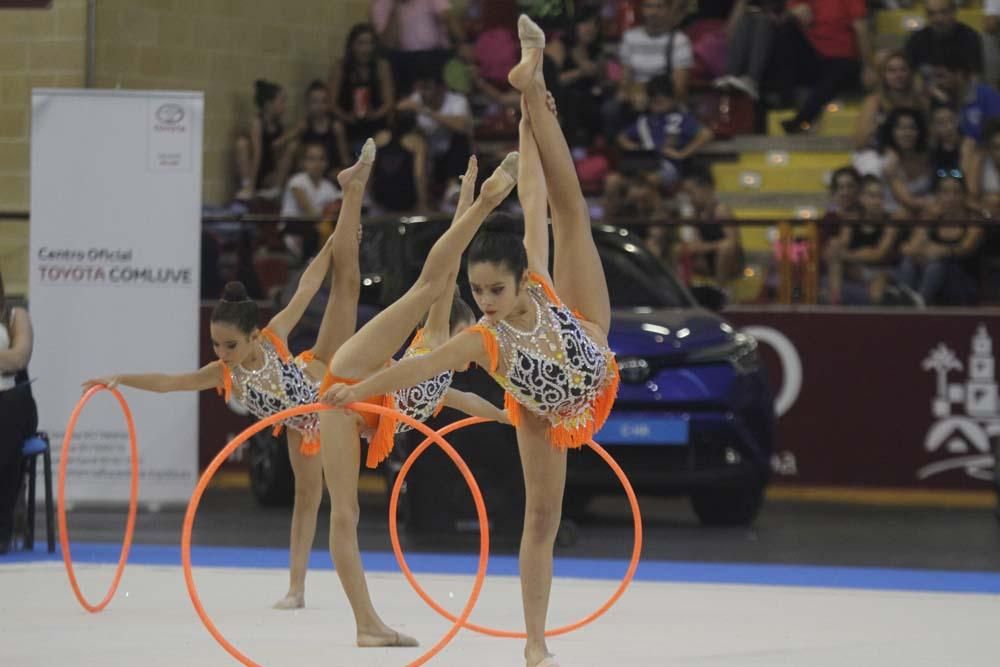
(330, 23), (396, 152)
(824, 175), (901, 304)
(84, 142), (378, 609)
(547, 8), (607, 147)
(0, 268), (36, 554)
(898, 170), (984, 306)
(880, 107), (935, 215)
(853, 50), (925, 174)
(299, 80), (352, 179)
(371, 110), (429, 213)
(235, 79), (298, 201)
(826, 165), (863, 218)
(928, 103), (963, 174)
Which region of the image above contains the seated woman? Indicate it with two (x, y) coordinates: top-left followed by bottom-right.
(898, 171), (984, 306)
(0, 269), (36, 554)
(235, 80), (298, 201)
(880, 108), (935, 216)
(853, 50), (925, 175)
(823, 175), (900, 305)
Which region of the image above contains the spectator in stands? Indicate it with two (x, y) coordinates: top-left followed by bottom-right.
(329, 23), (396, 153)
(898, 170), (984, 305)
(548, 8), (609, 148)
(0, 269), (36, 555)
(931, 54), (1000, 146)
(602, 171), (669, 223)
(905, 0), (983, 82)
(825, 165), (863, 218)
(823, 175), (900, 304)
(929, 103), (963, 174)
(235, 80), (297, 201)
(298, 81), (351, 181)
(773, 0), (872, 135)
(852, 50), (925, 174)
(617, 74), (714, 189)
(677, 166), (744, 285)
(971, 118), (1000, 208)
(929, 52), (1000, 188)
(605, 0), (694, 137)
(371, 111), (429, 214)
(371, 0), (463, 95)
(397, 67), (472, 204)
(280, 141), (343, 260)
(713, 0), (787, 101)
(880, 107), (935, 215)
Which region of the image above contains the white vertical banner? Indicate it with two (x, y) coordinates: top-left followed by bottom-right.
(30, 89), (203, 504)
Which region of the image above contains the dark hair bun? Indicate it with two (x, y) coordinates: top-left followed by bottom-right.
(221, 281), (249, 302)
(481, 212), (524, 236)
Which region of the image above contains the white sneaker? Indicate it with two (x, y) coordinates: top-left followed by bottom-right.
(728, 76), (759, 100)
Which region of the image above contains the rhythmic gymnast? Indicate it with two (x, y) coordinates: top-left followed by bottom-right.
(83, 139), (377, 612)
(324, 16), (619, 667)
(309, 151), (519, 648)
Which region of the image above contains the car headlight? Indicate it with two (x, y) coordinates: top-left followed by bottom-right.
(684, 333), (760, 373)
(618, 357), (651, 384)
(728, 333), (759, 374)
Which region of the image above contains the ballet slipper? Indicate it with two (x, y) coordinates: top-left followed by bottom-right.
(509, 16), (546, 91)
(532, 657), (560, 667)
(518, 14), (546, 49)
(479, 152), (519, 203)
(359, 137), (376, 164)
(357, 630), (419, 648)
(272, 592), (304, 610)
(337, 138), (376, 189)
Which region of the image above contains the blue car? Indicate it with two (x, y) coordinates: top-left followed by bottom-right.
(385, 218), (774, 533)
(249, 217), (774, 529)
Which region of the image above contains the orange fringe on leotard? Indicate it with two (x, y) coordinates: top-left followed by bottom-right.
(319, 371), (397, 468)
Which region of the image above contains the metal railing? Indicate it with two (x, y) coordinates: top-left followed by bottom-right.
(4, 210), (998, 306)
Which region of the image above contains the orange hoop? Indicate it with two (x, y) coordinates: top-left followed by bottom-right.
(389, 416), (642, 638)
(181, 402), (489, 667)
(57, 385), (140, 613)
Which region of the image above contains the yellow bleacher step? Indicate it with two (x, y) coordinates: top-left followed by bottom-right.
(768, 106), (859, 137)
(876, 8), (983, 36)
(713, 163), (831, 194)
(738, 152), (852, 170)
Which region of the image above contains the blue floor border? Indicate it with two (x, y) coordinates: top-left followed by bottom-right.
(4, 542), (1000, 595)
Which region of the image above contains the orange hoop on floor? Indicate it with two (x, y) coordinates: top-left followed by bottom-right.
(57, 385), (140, 613)
(181, 402), (489, 667)
(389, 416), (642, 638)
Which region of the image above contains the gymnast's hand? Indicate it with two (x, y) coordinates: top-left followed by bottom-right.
(82, 376), (119, 392)
(322, 383), (358, 407)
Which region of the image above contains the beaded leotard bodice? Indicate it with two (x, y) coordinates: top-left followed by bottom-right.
(472, 275), (617, 444)
(393, 330), (453, 433)
(227, 334), (320, 443)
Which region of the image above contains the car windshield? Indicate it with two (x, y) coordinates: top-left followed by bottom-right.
(362, 218), (692, 310)
(597, 239), (690, 308)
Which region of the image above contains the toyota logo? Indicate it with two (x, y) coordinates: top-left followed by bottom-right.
(155, 103), (185, 125)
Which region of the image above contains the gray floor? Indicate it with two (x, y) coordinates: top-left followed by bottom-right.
(43, 487), (1000, 573)
(4, 562), (1000, 667)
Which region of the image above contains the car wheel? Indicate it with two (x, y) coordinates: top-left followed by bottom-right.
(561, 488), (594, 521)
(248, 431), (294, 507)
(690, 479), (765, 526)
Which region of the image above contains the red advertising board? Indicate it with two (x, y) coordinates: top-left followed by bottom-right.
(725, 308), (999, 491)
(196, 305), (999, 491)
